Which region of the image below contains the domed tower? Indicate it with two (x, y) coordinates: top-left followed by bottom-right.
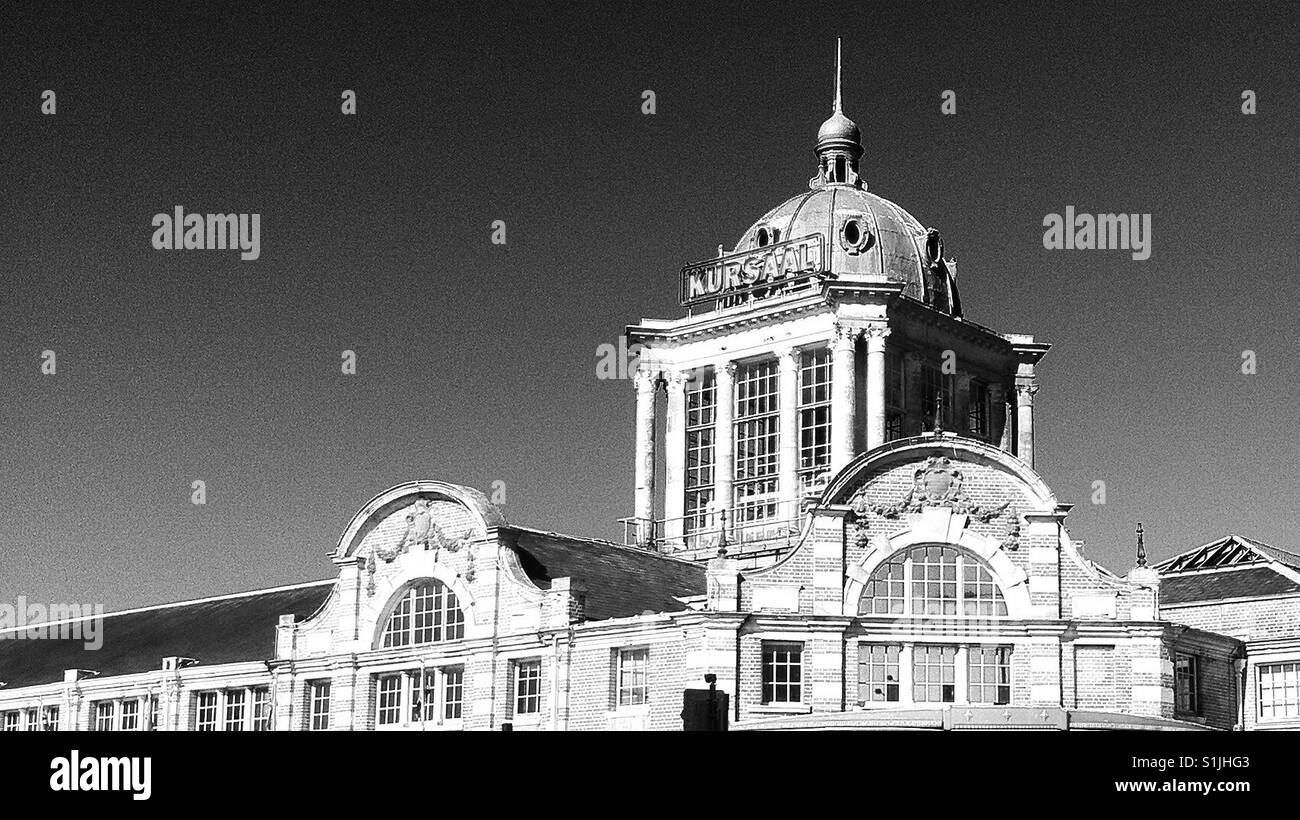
(625, 41), (1049, 566)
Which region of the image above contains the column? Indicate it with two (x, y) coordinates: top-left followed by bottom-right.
(863, 323), (890, 451)
(955, 645), (969, 705)
(712, 362), (736, 538)
(777, 348), (799, 523)
(1015, 381), (1038, 468)
(830, 324), (858, 474)
(663, 370), (688, 545)
(899, 643), (914, 706)
(633, 367), (658, 544)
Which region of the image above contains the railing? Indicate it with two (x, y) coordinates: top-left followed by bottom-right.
(618, 509), (804, 555)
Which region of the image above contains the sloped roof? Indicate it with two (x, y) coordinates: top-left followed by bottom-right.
(0, 582), (333, 689)
(1160, 567), (1300, 605)
(506, 528), (707, 621)
(0, 530), (709, 691)
(1155, 534), (1299, 573)
(1156, 535), (1300, 605)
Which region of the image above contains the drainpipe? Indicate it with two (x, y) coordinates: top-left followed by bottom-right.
(1233, 656), (1247, 731)
(269, 665), (280, 732)
(546, 633), (559, 731)
(561, 626), (575, 731)
(489, 550), (501, 729)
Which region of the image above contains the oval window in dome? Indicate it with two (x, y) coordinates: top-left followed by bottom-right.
(756, 227), (771, 247)
(840, 217), (871, 253)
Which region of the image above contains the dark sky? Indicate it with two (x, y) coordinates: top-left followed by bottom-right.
(1, 1), (1296, 611)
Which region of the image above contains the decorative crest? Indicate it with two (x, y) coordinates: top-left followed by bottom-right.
(849, 456), (1011, 523)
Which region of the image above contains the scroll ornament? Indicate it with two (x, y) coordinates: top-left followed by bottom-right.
(366, 499), (476, 595)
(847, 457), (1016, 547)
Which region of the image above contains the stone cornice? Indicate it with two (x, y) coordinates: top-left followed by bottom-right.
(626, 293), (830, 344)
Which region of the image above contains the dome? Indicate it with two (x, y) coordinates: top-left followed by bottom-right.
(816, 110), (861, 155)
(735, 186), (932, 301)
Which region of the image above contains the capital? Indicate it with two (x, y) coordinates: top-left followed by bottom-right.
(832, 323), (860, 348)
(775, 347), (800, 368)
(1015, 382), (1039, 401)
(633, 368), (659, 392)
(715, 360), (737, 382)
(863, 322), (891, 341)
(664, 369), (688, 392)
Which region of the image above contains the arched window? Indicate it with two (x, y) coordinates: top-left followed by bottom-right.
(861, 545), (1006, 617)
(380, 580), (465, 648)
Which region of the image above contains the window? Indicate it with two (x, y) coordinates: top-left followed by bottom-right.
(885, 350), (905, 441)
(224, 689), (246, 732)
(734, 359), (781, 527)
(616, 648), (650, 708)
(761, 642), (803, 705)
(148, 696), (160, 731)
(192, 688), (270, 731)
(376, 667), (465, 727)
(443, 668), (464, 721)
(919, 362), (951, 430)
(861, 546), (1007, 617)
(858, 644), (900, 704)
(251, 687), (271, 731)
(1258, 662), (1300, 720)
(380, 580), (465, 648)
(377, 674), (403, 726)
(913, 645), (957, 703)
(308, 681), (331, 731)
(94, 701), (116, 731)
(120, 699), (140, 731)
(797, 348), (832, 492)
(196, 692), (219, 731)
(967, 380), (989, 440)
(2, 712), (18, 732)
(968, 646), (1012, 705)
(1175, 654), (1201, 717)
(24, 710), (38, 732)
(865, 554), (906, 615)
(514, 660), (542, 716)
(684, 369), (716, 537)
(41, 706), (59, 732)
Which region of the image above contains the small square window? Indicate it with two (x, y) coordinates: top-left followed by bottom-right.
(761, 642), (803, 705)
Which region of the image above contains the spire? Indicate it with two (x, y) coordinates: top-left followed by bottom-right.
(814, 38), (863, 188)
(834, 36), (843, 114)
(1136, 522), (1148, 568)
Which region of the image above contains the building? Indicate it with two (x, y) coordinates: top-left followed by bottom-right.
(0, 52), (1295, 732)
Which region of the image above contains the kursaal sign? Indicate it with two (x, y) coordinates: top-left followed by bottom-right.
(680, 235), (825, 305)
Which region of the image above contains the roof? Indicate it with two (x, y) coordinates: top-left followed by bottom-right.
(1156, 534), (1300, 573)
(1160, 567), (1300, 605)
(0, 582), (333, 689)
(506, 528), (707, 621)
(734, 186), (932, 302)
(1156, 535), (1300, 605)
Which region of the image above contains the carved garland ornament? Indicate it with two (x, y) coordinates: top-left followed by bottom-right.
(846, 456), (1018, 547)
(366, 499), (477, 595)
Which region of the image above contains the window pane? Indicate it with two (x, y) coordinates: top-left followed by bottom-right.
(761, 643), (803, 704)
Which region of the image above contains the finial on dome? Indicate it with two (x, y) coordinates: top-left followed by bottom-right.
(834, 36), (843, 114)
(1136, 522), (1148, 568)
(813, 37), (863, 189)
